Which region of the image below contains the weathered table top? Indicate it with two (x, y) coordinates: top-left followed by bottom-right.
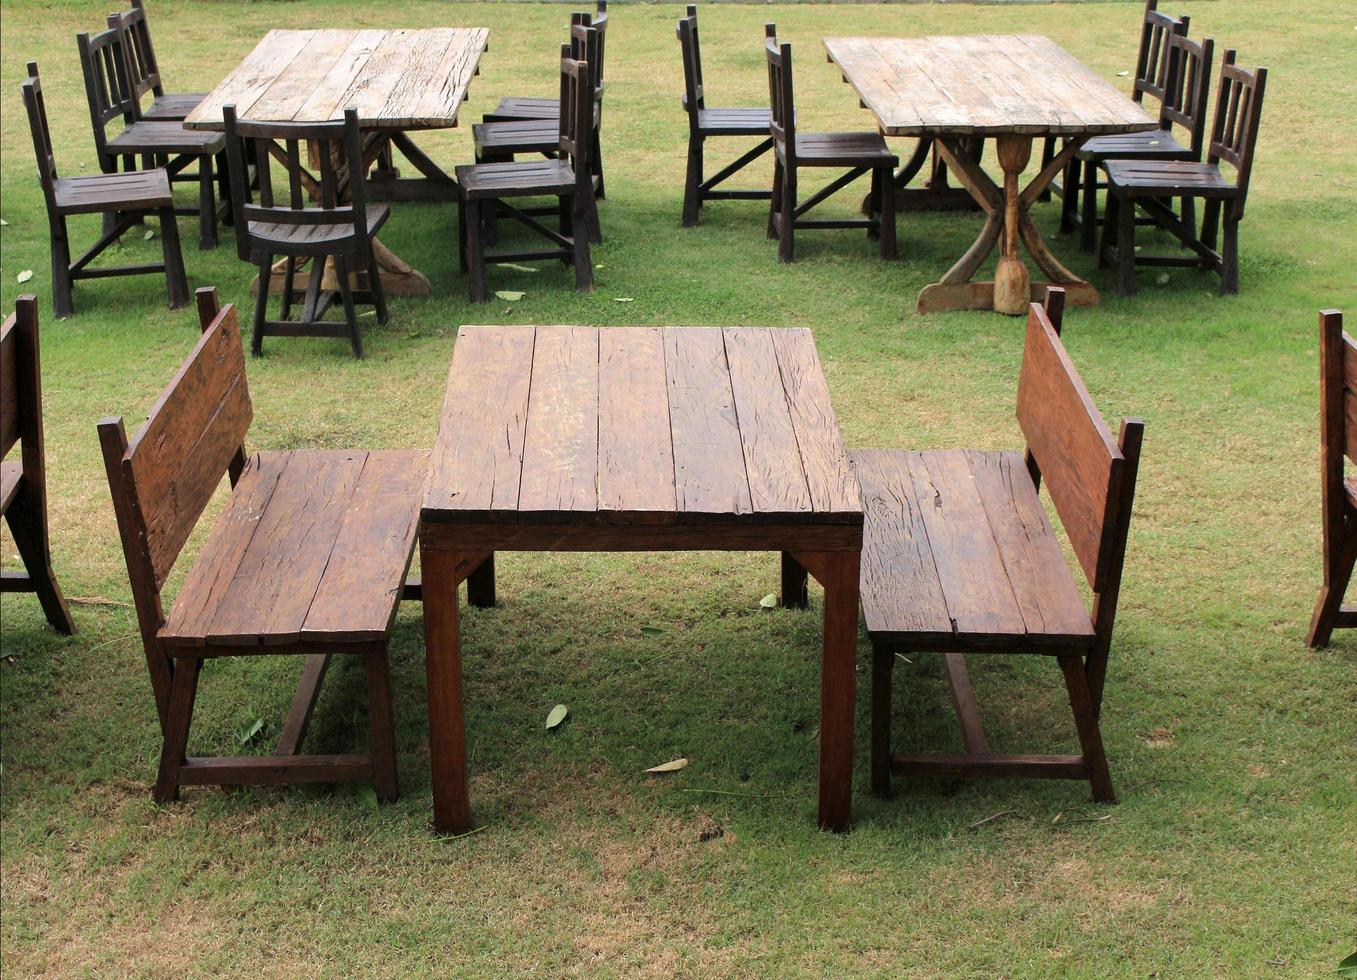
(822, 34), (1157, 137)
(423, 326), (863, 529)
(185, 28), (490, 131)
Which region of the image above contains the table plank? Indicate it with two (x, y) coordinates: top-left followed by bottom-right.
(663, 328), (753, 521)
(424, 326), (536, 522)
(187, 29), (314, 128)
(518, 326), (600, 519)
(598, 328), (677, 521)
(248, 30), (363, 123)
(294, 30), (387, 122)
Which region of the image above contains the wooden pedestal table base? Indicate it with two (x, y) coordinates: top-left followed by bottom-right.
(917, 135), (1097, 315)
(251, 241), (432, 301)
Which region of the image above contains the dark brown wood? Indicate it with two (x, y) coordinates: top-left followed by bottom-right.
(765, 26), (896, 263)
(856, 293), (1143, 802)
(421, 324), (863, 833)
(112, 0), (206, 121)
(23, 63), (187, 318)
(1309, 311), (1355, 647)
(100, 288), (423, 805)
(0, 296), (75, 634)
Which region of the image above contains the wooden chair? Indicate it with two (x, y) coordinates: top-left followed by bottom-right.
(456, 45), (596, 302)
(1101, 51), (1267, 296)
(223, 106), (389, 358)
(1066, 31), (1209, 253)
(851, 290), (1144, 803)
(111, 0), (206, 122)
(1, 296), (76, 635)
(77, 23), (228, 250)
(1047, 0), (1188, 213)
(98, 287), (427, 804)
(764, 26), (897, 264)
(483, 1), (608, 199)
(471, 13), (604, 245)
(22, 62), (188, 319)
(1308, 310), (1357, 648)
(676, 4), (773, 227)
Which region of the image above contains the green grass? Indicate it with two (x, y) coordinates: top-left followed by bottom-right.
(2, 0), (1355, 975)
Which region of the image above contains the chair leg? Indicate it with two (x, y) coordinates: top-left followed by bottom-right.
(368, 249), (389, 326)
(457, 200), (469, 274)
(867, 168), (881, 241)
(1079, 159), (1100, 253)
(682, 136), (703, 227)
(465, 200), (489, 303)
(50, 220), (75, 320)
(252, 255), (272, 356)
(879, 167), (897, 261)
(1060, 656), (1116, 804)
(571, 194), (594, 294)
(3, 494), (75, 634)
(1180, 196), (1196, 241)
(871, 645), (893, 799)
(1220, 214), (1240, 295)
(158, 208), (190, 310)
(1115, 194), (1137, 297)
(592, 127), (605, 200)
(197, 154), (218, 250)
(364, 645), (400, 804)
(768, 158), (783, 240)
(778, 167), (796, 264)
(1200, 199), (1220, 251)
(153, 658), (201, 804)
(335, 255), (364, 359)
(279, 256), (297, 322)
(217, 150), (233, 226)
(1060, 156), (1080, 233)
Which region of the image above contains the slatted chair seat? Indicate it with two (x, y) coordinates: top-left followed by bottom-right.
(487, 96), (559, 121)
(853, 448), (1097, 650)
(471, 119), (558, 158)
(696, 106), (772, 135)
(1077, 128), (1190, 159)
(247, 205), (390, 254)
(0, 462), (20, 512)
(52, 170), (173, 214)
(159, 448), (427, 648)
(142, 91), (207, 121)
(455, 159), (578, 199)
(792, 132), (896, 168)
(1103, 159), (1236, 196)
(105, 120), (226, 156)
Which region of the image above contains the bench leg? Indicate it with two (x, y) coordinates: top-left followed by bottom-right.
(1060, 656), (1116, 804)
(154, 658), (201, 804)
(780, 552), (808, 610)
(870, 645), (893, 799)
(1308, 520), (1357, 648)
(365, 644), (400, 804)
(425, 548), (473, 834)
(275, 653), (331, 757)
(3, 492), (75, 634)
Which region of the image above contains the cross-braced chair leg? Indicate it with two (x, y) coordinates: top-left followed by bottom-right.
(251, 256), (272, 356)
(1060, 655), (1116, 802)
(50, 221), (75, 320)
(683, 139), (704, 227)
(334, 255), (364, 359)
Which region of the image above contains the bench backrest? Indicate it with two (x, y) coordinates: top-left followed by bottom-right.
(1207, 51), (1267, 209)
(1, 296), (42, 468)
(1016, 299), (1143, 599)
(1318, 310), (1353, 574)
(1133, 0), (1189, 107)
(677, 5), (704, 126)
(1159, 33), (1213, 156)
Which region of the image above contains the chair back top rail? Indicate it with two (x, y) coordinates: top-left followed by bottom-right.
(1015, 300), (1142, 595)
(677, 5), (704, 123)
(0, 296), (42, 462)
(100, 290), (252, 591)
(557, 44), (595, 187)
(1159, 33), (1214, 155)
(223, 106), (372, 263)
(109, 0), (164, 104)
(1134, 0), (1189, 106)
(764, 25), (795, 164)
(20, 63), (60, 210)
(1208, 50), (1268, 205)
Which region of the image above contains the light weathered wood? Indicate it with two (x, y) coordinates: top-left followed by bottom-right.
(598, 327), (676, 520)
(518, 326), (600, 518)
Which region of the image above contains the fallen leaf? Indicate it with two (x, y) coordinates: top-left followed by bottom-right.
(354, 783), (379, 809)
(495, 290), (525, 301)
(545, 704), (568, 729)
(500, 263), (539, 273)
(758, 593), (778, 609)
(1117, 70), (1130, 76)
(235, 717), (264, 746)
(645, 757), (688, 773)
(144, 229), (155, 240)
(16, 270), (33, 284)
(69, 595), (132, 608)
(639, 625), (665, 636)
(0, 218), (8, 226)
(613, 297), (633, 303)
(1155, 273), (1171, 286)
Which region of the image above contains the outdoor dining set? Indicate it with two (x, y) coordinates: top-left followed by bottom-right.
(6, 0), (1317, 840)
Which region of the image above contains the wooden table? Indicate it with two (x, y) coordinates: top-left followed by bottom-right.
(421, 325), (864, 834)
(824, 35), (1157, 315)
(185, 28), (489, 297)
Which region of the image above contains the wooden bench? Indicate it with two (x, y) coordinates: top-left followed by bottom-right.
(1, 296), (76, 635)
(98, 287), (426, 804)
(1308, 310), (1356, 647)
(851, 290), (1144, 802)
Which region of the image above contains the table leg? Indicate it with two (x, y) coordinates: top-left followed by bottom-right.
(794, 549), (861, 833)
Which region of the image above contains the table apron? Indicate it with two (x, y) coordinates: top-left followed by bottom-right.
(419, 521), (863, 554)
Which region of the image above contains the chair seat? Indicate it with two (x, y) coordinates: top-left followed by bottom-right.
(142, 92), (208, 122)
(473, 119), (558, 156)
(697, 107), (772, 136)
(52, 169), (174, 214)
(1104, 159), (1236, 198)
(456, 159), (578, 200)
(0, 461), (21, 514)
(487, 96), (559, 122)
(160, 448), (428, 648)
(788, 132), (897, 168)
(1077, 129), (1192, 162)
(107, 120), (226, 155)
(248, 205), (389, 253)
(851, 448), (1096, 649)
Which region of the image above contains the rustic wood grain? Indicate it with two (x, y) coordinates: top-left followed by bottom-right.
(724, 327), (812, 519)
(519, 326), (600, 519)
(597, 327), (676, 520)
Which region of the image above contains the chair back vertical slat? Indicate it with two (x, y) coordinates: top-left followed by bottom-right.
(677, 5), (704, 129)
(764, 25), (795, 170)
(1133, 0), (1188, 106)
(286, 139), (303, 208)
(1016, 303), (1129, 593)
(1159, 34), (1213, 156)
(3, 296), (46, 506)
(1207, 51), (1267, 211)
(20, 64), (60, 210)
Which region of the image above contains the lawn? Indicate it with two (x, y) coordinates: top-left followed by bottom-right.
(1, 0), (1355, 975)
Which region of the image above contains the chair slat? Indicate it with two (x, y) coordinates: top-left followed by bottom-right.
(0, 314), (19, 457)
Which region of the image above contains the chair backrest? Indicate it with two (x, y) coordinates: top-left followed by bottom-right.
(1317, 310), (1352, 576)
(77, 24), (138, 170)
(677, 5), (703, 128)
(222, 106), (372, 265)
(1016, 298), (1144, 613)
(1207, 51), (1267, 210)
(590, 0), (608, 92)
(20, 63), (60, 211)
(1133, 0), (1189, 106)
(1, 296), (44, 476)
(558, 42), (594, 194)
(764, 25), (796, 168)
(568, 11), (605, 127)
(1158, 33), (1213, 156)
(111, 0), (166, 105)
